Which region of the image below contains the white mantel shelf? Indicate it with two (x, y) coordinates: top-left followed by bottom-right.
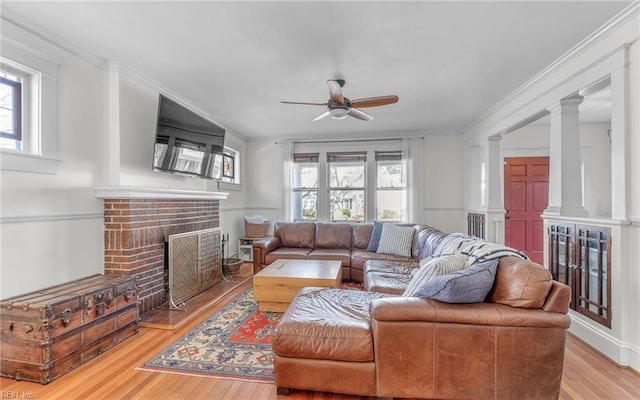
(94, 186), (229, 200)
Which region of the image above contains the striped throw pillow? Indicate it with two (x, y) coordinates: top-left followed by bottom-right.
(376, 224), (415, 257)
(403, 254), (470, 297)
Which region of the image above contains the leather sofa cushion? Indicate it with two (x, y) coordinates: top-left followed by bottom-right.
(264, 248), (313, 265)
(315, 223), (352, 249)
(489, 256), (553, 309)
(365, 272), (412, 295)
(351, 223), (373, 249)
(307, 248), (351, 266)
(363, 259), (418, 276)
(274, 222), (316, 248)
(351, 250), (414, 273)
(273, 287), (391, 362)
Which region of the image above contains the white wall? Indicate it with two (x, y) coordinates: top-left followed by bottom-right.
(422, 134), (466, 233)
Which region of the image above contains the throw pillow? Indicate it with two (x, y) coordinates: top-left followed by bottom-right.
(366, 221), (384, 252)
(376, 224), (415, 257)
(402, 254), (469, 297)
(412, 259), (499, 303)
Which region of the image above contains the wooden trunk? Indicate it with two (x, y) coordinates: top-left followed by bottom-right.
(0, 274), (140, 384)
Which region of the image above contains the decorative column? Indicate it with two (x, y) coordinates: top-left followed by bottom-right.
(483, 135), (506, 243)
(544, 96), (588, 217)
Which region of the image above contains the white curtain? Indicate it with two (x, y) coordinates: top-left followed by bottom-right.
(402, 137), (424, 223)
(279, 141), (294, 222)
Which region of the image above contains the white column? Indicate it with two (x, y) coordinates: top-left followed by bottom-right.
(544, 96), (588, 217)
(483, 135), (505, 243)
(610, 51), (629, 221)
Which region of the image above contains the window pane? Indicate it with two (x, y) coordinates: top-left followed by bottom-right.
(293, 162), (318, 189)
(377, 189), (405, 222)
(293, 189), (317, 221)
(174, 147), (204, 174)
(153, 142), (168, 168)
(0, 74), (21, 141)
(329, 190), (365, 221)
(377, 160), (403, 188)
(329, 161), (365, 188)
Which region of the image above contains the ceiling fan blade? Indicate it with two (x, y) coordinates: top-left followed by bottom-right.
(347, 107), (374, 121)
(350, 95), (399, 108)
(312, 110), (332, 121)
(327, 79), (345, 104)
(281, 101), (328, 106)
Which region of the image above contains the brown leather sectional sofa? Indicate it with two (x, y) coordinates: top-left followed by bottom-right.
(258, 222), (572, 399)
(252, 221), (447, 281)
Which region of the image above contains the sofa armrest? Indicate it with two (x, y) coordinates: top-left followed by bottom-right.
(370, 297), (571, 399)
(252, 237), (281, 272)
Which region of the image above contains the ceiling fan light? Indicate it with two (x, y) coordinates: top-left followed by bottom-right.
(329, 107), (348, 120)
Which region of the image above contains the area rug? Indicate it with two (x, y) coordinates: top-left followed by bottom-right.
(138, 288), (279, 382)
(138, 282), (363, 383)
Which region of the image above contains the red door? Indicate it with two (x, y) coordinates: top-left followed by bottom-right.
(504, 157), (549, 264)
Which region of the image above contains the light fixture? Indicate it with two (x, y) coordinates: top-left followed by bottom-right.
(329, 106), (348, 120)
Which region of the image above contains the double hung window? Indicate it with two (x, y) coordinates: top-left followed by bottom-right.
(376, 151), (405, 222)
(328, 152), (366, 222)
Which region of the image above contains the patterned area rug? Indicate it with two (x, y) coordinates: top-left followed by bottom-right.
(138, 282), (364, 383)
(138, 288), (279, 382)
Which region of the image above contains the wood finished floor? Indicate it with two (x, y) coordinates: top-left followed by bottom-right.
(1, 264), (638, 400)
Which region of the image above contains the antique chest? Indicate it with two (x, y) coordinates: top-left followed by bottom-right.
(0, 274), (140, 384)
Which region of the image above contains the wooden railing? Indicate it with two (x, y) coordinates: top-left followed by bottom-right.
(549, 222), (611, 328)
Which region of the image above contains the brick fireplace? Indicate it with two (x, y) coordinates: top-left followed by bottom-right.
(96, 187), (227, 315)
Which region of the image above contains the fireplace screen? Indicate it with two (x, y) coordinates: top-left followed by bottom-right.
(168, 227), (222, 308)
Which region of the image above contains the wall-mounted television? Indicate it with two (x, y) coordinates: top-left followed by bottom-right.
(152, 94), (226, 180)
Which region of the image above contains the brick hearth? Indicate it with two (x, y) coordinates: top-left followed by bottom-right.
(102, 199), (219, 315)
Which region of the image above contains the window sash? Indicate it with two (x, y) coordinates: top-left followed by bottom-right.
(328, 151), (366, 189)
(0, 76), (22, 141)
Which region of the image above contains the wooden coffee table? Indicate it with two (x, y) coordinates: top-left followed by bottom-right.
(253, 259), (342, 312)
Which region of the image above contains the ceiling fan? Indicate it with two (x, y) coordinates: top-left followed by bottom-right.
(281, 79), (399, 121)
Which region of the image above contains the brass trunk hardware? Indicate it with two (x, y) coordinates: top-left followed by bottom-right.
(60, 309), (72, 327)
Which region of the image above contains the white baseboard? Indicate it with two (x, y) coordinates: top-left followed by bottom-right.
(569, 314), (640, 373)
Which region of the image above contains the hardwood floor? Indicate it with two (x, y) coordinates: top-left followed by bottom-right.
(1, 264), (638, 400)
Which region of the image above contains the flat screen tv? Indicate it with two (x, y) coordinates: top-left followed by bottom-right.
(152, 94), (226, 180)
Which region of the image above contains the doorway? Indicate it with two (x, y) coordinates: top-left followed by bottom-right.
(504, 157), (549, 264)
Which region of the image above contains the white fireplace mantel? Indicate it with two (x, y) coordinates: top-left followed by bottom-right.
(94, 186), (229, 200)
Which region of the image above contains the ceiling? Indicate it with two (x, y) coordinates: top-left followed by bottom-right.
(0, 1), (630, 141)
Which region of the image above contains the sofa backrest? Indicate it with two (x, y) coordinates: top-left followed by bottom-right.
(489, 256), (563, 310)
(274, 222), (316, 248)
(315, 223), (352, 249)
(352, 223), (373, 249)
(413, 225), (448, 260)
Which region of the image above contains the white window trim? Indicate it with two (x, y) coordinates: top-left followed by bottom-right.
(217, 145), (242, 191)
(1, 22), (60, 174)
